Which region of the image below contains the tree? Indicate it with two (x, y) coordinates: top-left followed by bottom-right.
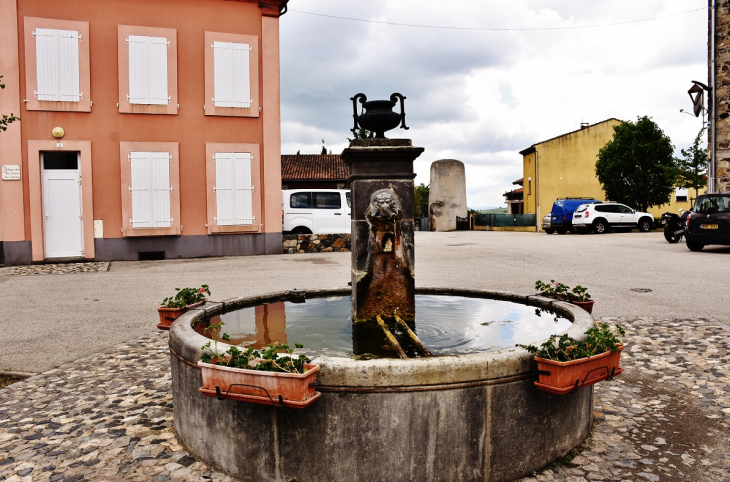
(414, 183), (430, 218)
(0, 75), (20, 132)
(675, 128), (708, 199)
(595, 116), (676, 212)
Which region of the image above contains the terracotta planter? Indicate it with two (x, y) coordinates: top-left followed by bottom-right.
(570, 300), (595, 314)
(198, 361), (321, 409)
(534, 345), (624, 395)
(157, 306), (186, 330)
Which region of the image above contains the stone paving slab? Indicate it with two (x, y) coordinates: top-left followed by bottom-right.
(0, 263), (108, 277)
(1, 317), (729, 481)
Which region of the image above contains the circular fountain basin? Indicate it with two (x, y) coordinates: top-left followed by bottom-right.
(169, 288), (596, 482)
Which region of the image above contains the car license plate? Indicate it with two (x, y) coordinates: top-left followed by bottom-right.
(700, 224), (719, 229)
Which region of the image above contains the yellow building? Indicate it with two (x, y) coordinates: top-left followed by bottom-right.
(519, 119), (697, 232)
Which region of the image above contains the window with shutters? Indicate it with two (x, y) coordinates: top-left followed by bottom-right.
(204, 32), (259, 117)
(205, 143), (261, 233)
(120, 142), (180, 237)
(23, 17), (90, 112)
(118, 25), (177, 115)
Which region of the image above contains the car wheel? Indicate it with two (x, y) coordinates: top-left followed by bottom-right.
(686, 240), (705, 252)
(291, 226), (312, 235)
(593, 220), (608, 234)
(638, 218), (653, 232)
(544, 229), (554, 234)
(663, 226), (681, 243)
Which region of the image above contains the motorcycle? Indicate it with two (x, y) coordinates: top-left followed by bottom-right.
(661, 209), (688, 243)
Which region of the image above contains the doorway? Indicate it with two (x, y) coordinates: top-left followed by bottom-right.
(41, 151), (84, 258)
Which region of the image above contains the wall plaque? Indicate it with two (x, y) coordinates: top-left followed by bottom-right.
(1, 165), (21, 181)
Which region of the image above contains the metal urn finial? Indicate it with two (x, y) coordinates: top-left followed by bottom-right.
(350, 93), (409, 138)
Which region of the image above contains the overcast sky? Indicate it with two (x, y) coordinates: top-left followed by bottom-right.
(279, 0), (708, 209)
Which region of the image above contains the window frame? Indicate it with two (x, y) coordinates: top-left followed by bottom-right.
(120, 142), (180, 237)
(205, 143), (261, 234)
(23, 17), (91, 112)
(118, 25), (178, 115)
(204, 32), (259, 117)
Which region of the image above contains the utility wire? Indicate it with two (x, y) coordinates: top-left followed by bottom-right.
(289, 7), (706, 32)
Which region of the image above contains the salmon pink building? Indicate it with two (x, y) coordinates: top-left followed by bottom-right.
(0, 0), (287, 265)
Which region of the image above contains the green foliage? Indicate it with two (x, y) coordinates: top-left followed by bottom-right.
(675, 128), (708, 198)
(414, 183), (430, 218)
(0, 75), (20, 132)
(161, 284), (210, 308)
(535, 280), (591, 302)
(348, 128), (375, 141)
(525, 323), (625, 362)
(201, 324), (310, 374)
(595, 116), (677, 212)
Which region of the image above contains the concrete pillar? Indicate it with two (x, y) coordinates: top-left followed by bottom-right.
(428, 159), (468, 231)
(341, 138), (424, 325)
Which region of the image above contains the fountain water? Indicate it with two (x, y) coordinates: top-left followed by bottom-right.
(168, 96), (595, 481)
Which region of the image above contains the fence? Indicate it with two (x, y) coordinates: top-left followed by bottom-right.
(475, 213), (536, 227)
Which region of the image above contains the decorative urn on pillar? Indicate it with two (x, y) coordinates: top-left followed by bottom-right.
(351, 93), (409, 138)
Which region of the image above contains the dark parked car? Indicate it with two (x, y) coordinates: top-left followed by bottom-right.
(685, 193), (730, 251)
(546, 197), (601, 234)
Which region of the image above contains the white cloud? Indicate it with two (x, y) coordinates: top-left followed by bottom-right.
(280, 0), (708, 208)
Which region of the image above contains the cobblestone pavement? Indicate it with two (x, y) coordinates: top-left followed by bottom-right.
(0, 263), (108, 277)
(1, 316), (729, 482)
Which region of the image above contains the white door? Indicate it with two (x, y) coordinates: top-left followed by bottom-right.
(311, 191), (346, 233)
(41, 152), (84, 258)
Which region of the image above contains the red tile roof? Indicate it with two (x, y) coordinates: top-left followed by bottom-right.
(281, 154), (349, 181)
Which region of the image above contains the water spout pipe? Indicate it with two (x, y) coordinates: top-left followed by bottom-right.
(394, 314), (433, 357)
(375, 315), (408, 359)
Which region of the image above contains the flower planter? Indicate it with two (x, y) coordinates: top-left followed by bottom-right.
(534, 345), (624, 395)
(198, 361), (321, 409)
(570, 300), (595, 314)
(157, 299), (206, 331)
(157, 306), (186, 330)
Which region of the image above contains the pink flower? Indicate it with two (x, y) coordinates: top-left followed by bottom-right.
(199, 288), (205, 293)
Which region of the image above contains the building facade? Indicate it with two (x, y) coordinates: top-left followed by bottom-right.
(520, 119), (694, 231)
(710, 0), (730, 193)
(0, 0), (287, 265)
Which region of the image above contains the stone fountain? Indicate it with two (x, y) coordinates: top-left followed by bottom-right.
(168, 95), (595, 481)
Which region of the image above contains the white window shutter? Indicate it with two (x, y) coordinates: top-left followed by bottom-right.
(35, 28), (81, 102)
(130, 152), (153, 227)
(151, 152), (172, 227)
(130, 151), (171, 228)
(149, 37), (169, 105)
(128, 36), (150, 104)
(213, 42), (251, 108)
(214, 152), (234, 225)
(128, 35), (168, 105)
(58, 30), (81, 101)
(233, 153), (254, 225)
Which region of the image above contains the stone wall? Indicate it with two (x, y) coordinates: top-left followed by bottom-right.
(282, 234), (350, 254)
(713, 0), (730, 192)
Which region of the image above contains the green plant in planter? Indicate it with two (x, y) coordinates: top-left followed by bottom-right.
(161, 284), (211, 308)
(201, 324), (309, 374)
(535, 279), (571, 299)
(571, 285), (591, 302)
(525, 323), (625, 362)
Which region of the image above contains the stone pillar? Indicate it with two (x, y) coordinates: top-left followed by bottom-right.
(428, 159), (468, 231)
(341, 139), (424, 323)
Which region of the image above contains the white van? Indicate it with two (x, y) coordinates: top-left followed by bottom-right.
(282, 189), (351, 234)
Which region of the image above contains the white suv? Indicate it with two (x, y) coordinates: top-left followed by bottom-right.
(572, 202), (654, 234)
(282, 189), (351, 234)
